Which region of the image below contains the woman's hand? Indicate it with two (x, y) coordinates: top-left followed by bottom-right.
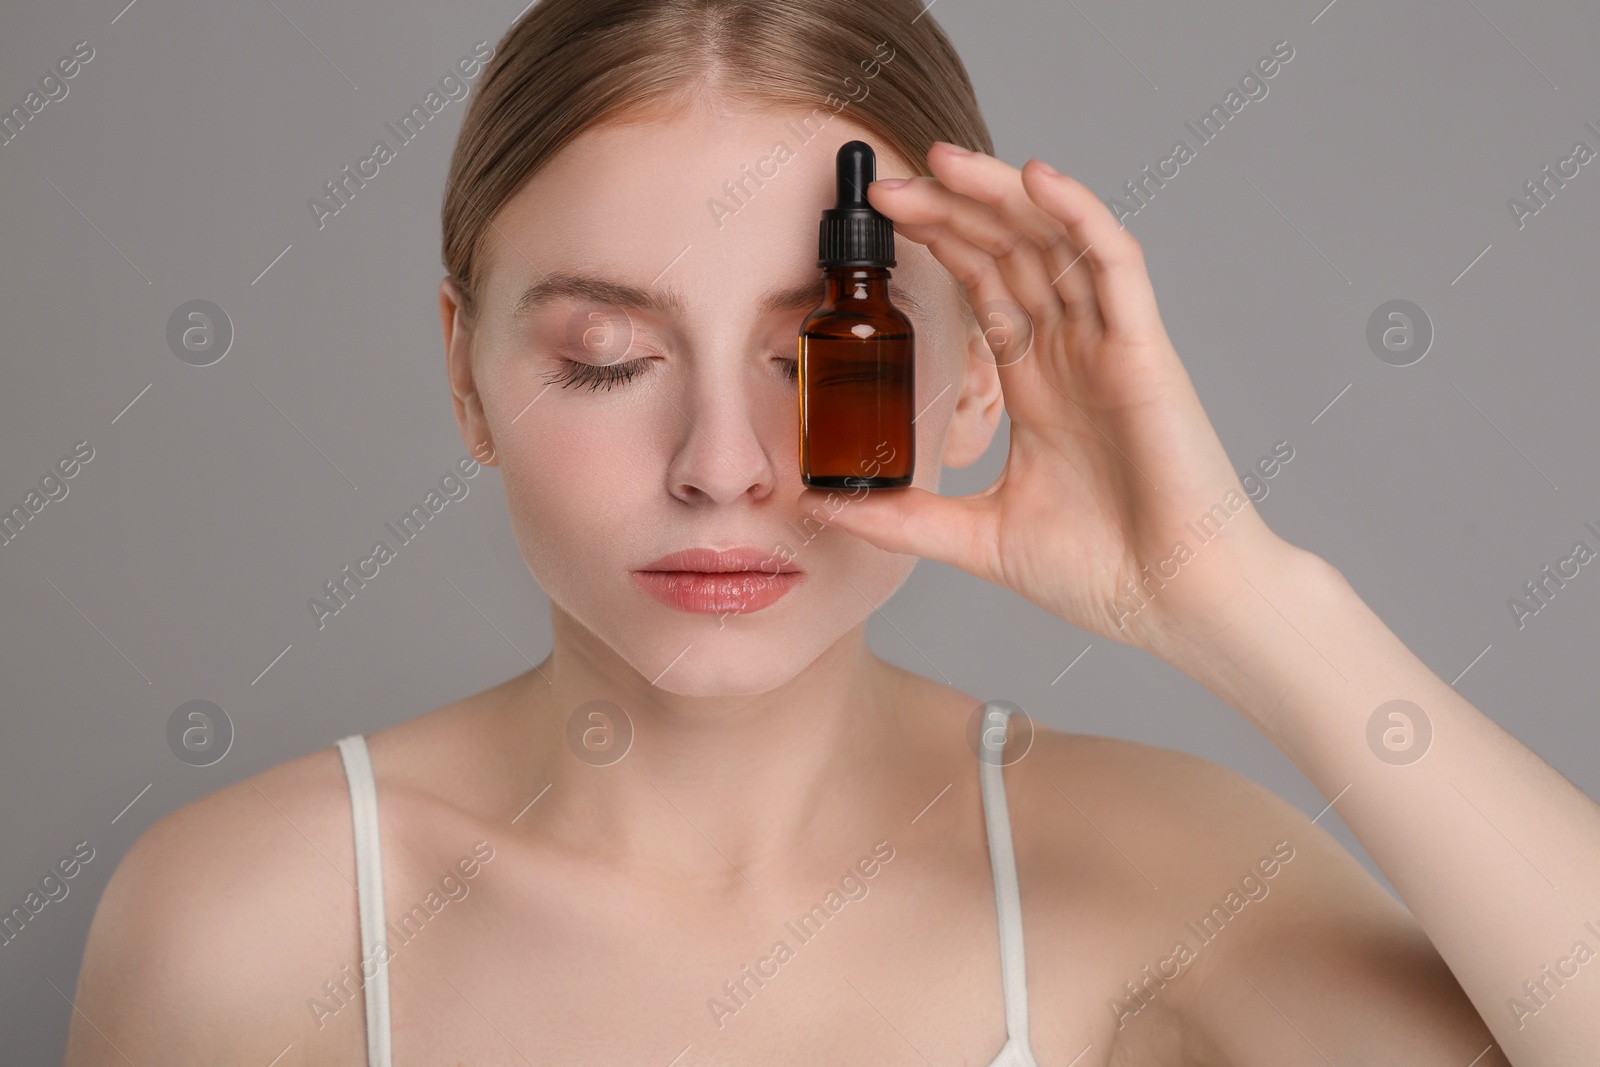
(798, 141), (1302, 654)
(796, 145), (1600, 1067)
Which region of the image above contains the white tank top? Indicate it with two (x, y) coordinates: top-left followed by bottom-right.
(334, 702), (1040, 1066)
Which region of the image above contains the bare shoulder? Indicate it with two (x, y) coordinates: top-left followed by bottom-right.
(65, 739), (367, 1065)
(63, 672), (520, 1066)
(1005, 724), (1330, 890)
(1005, 724), (1506, 1066)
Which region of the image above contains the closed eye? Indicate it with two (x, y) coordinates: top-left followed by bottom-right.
(539, 358), (650, 392)
(539, 355), (798, 392)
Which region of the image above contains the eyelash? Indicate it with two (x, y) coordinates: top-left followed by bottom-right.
(541, 359), (647, 392)
(540, 357), (799, 392)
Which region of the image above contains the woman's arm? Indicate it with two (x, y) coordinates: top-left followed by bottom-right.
(1162, 537), (1600, 1065)
(801, 140), (1600, 1066)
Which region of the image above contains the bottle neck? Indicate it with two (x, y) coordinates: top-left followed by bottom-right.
(822, 266), (892, 305)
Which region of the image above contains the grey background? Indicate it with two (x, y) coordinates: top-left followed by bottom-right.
(4, 0), (1598, 1059)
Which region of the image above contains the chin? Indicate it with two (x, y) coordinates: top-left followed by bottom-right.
(551, 594), (840, 698)
(612, 618), (833, 698)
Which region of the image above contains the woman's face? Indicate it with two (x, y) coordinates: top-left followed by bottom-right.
(442, 101), (999, 697)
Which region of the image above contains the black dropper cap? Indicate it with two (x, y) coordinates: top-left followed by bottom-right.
(818, 140), (896, 268)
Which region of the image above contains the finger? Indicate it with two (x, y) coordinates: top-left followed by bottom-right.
(869, 173), (1067, 339)
(796, 484), (995, 579)
(921, 143), (1101, 326)
(1018, 162), (1168, 347)
(888, 217), (1058, 422)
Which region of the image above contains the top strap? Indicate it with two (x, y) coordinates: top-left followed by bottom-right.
(333, 719), (1033, 1067)
(976, 702), (1033, 1049)
(335, 734), (392, 1067)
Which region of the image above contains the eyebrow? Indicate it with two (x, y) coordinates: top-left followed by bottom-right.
(512, 271), (927, 322)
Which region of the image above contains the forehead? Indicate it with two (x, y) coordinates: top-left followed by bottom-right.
(476, 103), (938, 317)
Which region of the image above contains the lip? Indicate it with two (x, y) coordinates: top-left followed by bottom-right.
(632, 545), (803, 614)
(637, 546), (800, 574)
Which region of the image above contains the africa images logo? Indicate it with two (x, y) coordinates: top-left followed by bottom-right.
(307, 42), (494, 231)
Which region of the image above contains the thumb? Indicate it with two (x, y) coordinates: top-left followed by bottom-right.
(794, 485), (987, 571)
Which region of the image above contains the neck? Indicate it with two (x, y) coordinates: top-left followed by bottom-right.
(501, 606), (909, 887)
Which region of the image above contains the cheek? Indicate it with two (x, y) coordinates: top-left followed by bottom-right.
(909, 314), (966, 491)
(798, 530), (918, 640)
(493, 402), (652, 585)
(806, 487), (920, 592)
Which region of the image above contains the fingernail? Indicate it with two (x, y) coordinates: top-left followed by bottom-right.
(874, 177), (908, 189)
(1034, 158), (1060, 175)
(940, 141), (973, 156)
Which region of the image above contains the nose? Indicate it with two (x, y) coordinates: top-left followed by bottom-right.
(660, 373), (782, 506)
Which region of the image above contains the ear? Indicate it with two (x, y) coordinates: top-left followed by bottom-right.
(939, 314), (1006, 469)
(440, 276), (498, 467)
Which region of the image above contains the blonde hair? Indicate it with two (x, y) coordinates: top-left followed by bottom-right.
(441, 0), (993, 323)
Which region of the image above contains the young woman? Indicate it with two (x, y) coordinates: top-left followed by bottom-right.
(66, 1), (1599, 1064)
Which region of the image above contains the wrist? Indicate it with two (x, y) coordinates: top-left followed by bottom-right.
(1147, 538), (1347, 736)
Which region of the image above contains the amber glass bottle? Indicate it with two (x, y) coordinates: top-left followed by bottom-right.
(799, 141), (914, 489)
